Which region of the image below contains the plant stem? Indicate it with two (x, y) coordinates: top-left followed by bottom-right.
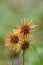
(12, 52), (14, 65)
(23, 50), (25, 65)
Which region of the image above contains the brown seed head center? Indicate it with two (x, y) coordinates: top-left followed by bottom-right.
(21, 25), (30, 35)
(21, 41), (29, 50)
(11, 35), (19, 44)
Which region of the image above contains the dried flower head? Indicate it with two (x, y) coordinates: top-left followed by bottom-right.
(20, 40), (29, 50)
(18, 19), (36, 37)
(5, 30), (20, 51)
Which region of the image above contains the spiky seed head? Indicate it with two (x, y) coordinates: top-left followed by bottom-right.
(17, 19), (36, 37)
(20, 40), (29, 50)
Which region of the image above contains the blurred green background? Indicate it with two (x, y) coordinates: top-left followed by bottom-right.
(0, 0), (43, 65)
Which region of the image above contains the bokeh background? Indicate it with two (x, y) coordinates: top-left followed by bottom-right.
(0, 0), (43, 65)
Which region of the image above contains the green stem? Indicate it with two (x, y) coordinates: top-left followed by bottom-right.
(12, 52), (14, 65)
(23, 50), (25, 65)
